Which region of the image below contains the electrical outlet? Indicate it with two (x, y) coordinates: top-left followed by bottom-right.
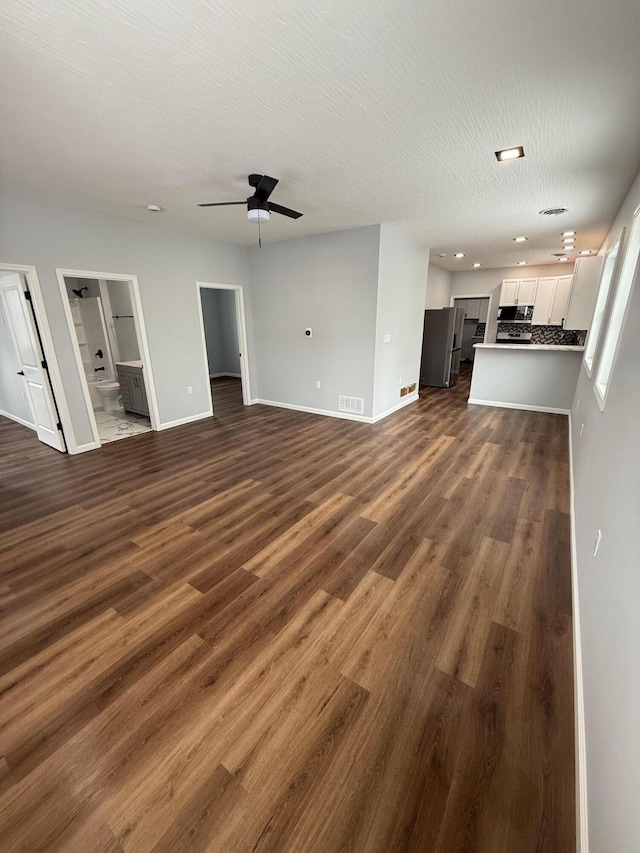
(593, 529), (602, 557)
(579, 423), (584, 437)
(187, 386), (193, 395)
(315, 380), (321, 389)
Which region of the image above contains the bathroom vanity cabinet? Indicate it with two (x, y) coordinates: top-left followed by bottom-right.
(116, 363), (149, 417)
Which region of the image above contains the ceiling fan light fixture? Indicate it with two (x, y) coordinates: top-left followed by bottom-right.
(247, 207), (270, 224)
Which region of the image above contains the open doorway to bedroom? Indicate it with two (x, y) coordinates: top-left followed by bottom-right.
(196, 282), (251, 418)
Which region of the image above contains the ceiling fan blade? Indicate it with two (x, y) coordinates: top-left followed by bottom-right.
(198, 201), (246, 207)
(253, 175), (279, 201)
(268, 202), (303, 219)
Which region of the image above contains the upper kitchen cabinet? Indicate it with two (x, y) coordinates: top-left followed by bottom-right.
(531, 275), (574, 326)
(564, 255), (605, 330)
(550, 275), (573, 325)
(500, 278), (538, 306)
(532, 277), (557, 325)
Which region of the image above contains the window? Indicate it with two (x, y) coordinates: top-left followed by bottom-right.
(594, 207), (640, 409)
(583, 230), (624, 376)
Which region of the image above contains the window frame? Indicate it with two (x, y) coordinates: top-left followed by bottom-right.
(593, 207), (640, 410)
(582, 228), (625, 378)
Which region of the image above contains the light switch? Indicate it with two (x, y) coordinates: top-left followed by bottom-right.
(384, 334), (391, 343)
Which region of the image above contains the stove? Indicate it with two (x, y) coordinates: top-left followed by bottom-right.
(496, 331), (532, 344)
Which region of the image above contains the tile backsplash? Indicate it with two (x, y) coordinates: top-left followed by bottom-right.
(496, 323), (586, 345)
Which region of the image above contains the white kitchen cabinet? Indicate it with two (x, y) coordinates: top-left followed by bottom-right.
(532, 277), (557, 325)
(500, 280), (519, 305)
(564, 256), (605, 330)
(517, 278), (538, 305)
(531, 275), (574, 326)
(550, 275), (573, 326)
(500, 278), (538, 306)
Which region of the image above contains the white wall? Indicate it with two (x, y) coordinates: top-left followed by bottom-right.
(248, 226), (381, 418)
(425, 262), (451, 308)
(0, 273), (35, 427)
(0, 190), (249, 447)
(570, 167), (640, 853)
(373, 226), (429, 417)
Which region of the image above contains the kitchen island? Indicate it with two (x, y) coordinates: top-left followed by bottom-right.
(469, 343), (584, 414)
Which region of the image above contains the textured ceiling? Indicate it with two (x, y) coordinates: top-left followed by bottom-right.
(2, 0), (640, 268)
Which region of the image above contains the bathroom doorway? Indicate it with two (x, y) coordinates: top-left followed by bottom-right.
(196, 282), (251, 417)
(56, 270), (159, 446)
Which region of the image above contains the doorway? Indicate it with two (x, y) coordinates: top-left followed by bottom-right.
(0, 270), (66, 452)
(452, 296), (491, 365)
(196, 282), (251, 416)
(56, 270), (160, 446)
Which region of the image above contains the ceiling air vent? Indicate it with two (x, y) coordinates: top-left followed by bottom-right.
(539, 207), (568, 216)
(338, 395), (364, 415)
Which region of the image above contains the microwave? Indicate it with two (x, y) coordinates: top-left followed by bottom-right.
(498, 305), (532, 322)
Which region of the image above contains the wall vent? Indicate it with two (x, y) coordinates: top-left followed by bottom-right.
(338, 395), (364, 415)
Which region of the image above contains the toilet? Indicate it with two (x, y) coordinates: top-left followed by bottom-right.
(95, 380), (122, 413)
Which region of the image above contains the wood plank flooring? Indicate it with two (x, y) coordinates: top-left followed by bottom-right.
(0, 371), (575, 852)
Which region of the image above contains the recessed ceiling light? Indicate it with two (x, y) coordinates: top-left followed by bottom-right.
(437, 253), (446, 257)
(559, 257), (569, 262)
(495, 146), (525, 162)
(513, 236), (528, 243)
(579, 250), (593, 255)
(540, 207), (568, 216)
(517, 261), (527, 266)
(454, 253), (465, 258)
(563, 237), (575, 243)
(561, 231), (576, 237)
(147, 204), (163, 212)
(472, 263), (481, 268)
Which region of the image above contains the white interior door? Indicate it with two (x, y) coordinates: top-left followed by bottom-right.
(0, 275), (65, 451)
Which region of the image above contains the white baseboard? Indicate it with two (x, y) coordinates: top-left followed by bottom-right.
(468, 398), (570, 415)
(372, 393), (419, 422)
(157, 411), (213, 431)
(0, 409), (36, 430)
(568, 414), (589, 853)
(251, 393), (420, 424)
(252, 398), (372, 423)
(209, 372), (241, 379)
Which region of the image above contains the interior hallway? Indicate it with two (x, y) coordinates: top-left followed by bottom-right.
(0, 375), (574, 851)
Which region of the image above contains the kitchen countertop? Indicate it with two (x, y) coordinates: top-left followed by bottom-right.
(474, 344), (584, 352)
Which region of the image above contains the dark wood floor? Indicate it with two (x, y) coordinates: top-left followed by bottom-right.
(0, 373), (575, 852)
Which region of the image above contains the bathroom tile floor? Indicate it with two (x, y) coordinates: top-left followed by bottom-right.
(94, 410), (152, 444)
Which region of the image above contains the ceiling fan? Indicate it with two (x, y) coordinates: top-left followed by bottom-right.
(198, 174), (303, 225)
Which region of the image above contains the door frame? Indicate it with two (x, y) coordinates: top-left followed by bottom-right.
(55, 269), (161, 447)
(0, 262), (73, 451)
(196, 282), (252, 409)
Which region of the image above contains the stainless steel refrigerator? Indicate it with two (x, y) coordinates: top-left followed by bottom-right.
(419, 307), (465, 388)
